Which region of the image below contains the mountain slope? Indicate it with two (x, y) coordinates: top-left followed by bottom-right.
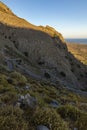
(0, 2), (36, 29)
(0, 2), (87, 90)
(0, 2), (87, 130)
(0, 2), (64, 41)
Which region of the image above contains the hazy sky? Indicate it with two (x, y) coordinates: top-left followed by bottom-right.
(1, 0), (87, 38)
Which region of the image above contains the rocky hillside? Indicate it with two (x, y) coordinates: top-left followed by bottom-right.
(0, 2), (87, 90)
(0, 2), (63, 40)
(0, 2), (87, 130)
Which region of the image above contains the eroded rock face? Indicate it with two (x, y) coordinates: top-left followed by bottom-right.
(0, 2), (87, 90)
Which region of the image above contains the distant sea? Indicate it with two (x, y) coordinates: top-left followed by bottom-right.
(65, 39), (87, 44)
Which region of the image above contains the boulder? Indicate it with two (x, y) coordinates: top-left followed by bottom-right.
(24, 85), (30, 90)
(18, 94), (37, 108)
(37, 125), (49, 130)
(24, 94), (37, 108)
(15, 102), (21, 107)
(74, 128), (78, 130)
(50, 100), (59, 108)
(18, 95), (25, 102)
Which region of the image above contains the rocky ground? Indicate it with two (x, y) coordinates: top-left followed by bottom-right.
(0, 69), (87, 130)
(0, 2), (87, 130)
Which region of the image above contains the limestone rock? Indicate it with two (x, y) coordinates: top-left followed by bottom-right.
(50, 100), (59, 108)
(18, 94), (37, 108)
(74, 128), (78, 130)
(37, 125), (49, 130)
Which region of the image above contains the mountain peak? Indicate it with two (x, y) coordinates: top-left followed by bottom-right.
(0, 2), (13, 15)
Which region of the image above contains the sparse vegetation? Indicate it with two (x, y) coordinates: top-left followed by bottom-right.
(10, 71), (27, 86)
(0, 70), (87, 130)
(0, 105), (28, 130)
(31, 107), (69, 130)
(57, 105), (80, 121)
(0, 2), (87, 130)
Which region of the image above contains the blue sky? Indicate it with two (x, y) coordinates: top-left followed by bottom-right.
(1, 0), (87, 38)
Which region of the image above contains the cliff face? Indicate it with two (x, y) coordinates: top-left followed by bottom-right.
(0, 2), (87, 90)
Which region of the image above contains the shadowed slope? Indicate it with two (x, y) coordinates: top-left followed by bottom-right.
(0, 2), (87, 90)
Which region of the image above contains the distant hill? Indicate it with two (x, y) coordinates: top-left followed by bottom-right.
(67, 43), (87, 65)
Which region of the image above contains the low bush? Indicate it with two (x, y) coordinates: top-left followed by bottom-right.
(0, 74), (15, 93)
(10, 71), (27, 86)
(1, 92), (17, 104)
(75, 112), (87, 130)
(31, 107), (69, 130)
(57, 105), (80, 121)
(0, 105), (28, 130)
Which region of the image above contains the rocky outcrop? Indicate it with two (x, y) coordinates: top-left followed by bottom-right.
(18, 94), (37, 108)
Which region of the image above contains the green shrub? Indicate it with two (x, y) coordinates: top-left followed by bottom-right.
(1, 92), (17, 104)
(75, 112), (87, 130)
(57, 105), (80, 121)
(43, 96), (52, 104)
(0, 74), (8, 86)
(0, 74), (16, 93)
(57, 105), (87, 129)
(0, 105), (28, 130)
(31, 107), (69, 130)
(10, 71), (27, 86)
